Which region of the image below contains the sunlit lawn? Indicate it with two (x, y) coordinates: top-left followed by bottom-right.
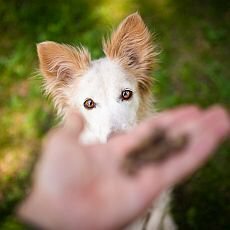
(0, 0), (229, 229)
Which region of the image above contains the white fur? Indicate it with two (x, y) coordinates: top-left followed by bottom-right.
(68, 58), (140, 143)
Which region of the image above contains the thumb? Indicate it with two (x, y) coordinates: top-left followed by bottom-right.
(63, 109), (85, 138)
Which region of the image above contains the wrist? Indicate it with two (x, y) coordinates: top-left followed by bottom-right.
(17, 177), (81, 230)
(17, 182), (64, 230)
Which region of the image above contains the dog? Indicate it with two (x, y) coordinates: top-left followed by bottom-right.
(37, 12), (176, 230)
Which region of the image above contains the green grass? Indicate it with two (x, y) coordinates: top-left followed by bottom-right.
(0, 0), (229, 229)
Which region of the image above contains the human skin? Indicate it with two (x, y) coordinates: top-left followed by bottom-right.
(18, 106), (230, 230)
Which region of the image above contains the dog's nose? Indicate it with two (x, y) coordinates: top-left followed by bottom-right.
(107, 131), (125, 141)
(107, 131), (118, 141)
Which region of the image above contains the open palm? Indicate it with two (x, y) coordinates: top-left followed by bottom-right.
(19, 106), (230, 230)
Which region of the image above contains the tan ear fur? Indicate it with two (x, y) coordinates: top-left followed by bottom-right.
(37, 41), (90, 80)
(103, 13), (158, 96)
(37, 41), (91, 116)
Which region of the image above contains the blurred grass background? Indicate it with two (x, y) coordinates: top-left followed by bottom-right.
(0, 0), (229, 229)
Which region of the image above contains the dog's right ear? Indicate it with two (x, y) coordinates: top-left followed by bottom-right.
(37, 41), (91, 81)
(37, 41), (91, 115)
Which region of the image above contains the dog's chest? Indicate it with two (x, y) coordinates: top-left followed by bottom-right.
(124, 190), (176, 230)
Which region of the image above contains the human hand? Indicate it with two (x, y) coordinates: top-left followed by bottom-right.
(18, 106), (230, 230)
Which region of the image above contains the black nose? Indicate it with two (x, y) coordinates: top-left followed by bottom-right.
(107, 131), (118, 141)
(107, 130), (125, 141)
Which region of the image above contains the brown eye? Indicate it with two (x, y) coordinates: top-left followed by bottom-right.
(121, 89), (133, 101)
(84, 98), (96, 110)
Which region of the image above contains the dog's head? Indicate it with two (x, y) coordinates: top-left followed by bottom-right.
(37, 13), (157, 143)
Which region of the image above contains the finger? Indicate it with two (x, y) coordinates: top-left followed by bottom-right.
(137, 106), (230, 196)
(63, 109), (84, 138)
(150, 105), (201, 128)
(43, 110), (84, 150)
(110, 105), (202, 157)
(135, 105), (202, 139)
(169, 105), (229, 138)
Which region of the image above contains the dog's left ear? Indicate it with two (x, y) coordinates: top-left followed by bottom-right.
(103, 13), (157, 92)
